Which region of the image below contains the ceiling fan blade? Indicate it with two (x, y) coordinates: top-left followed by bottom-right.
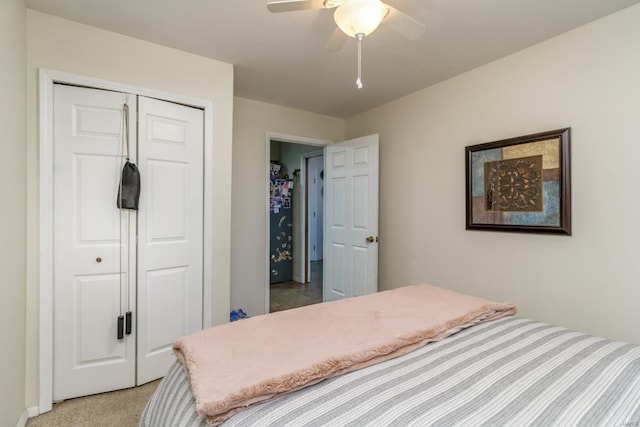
(325, 27), (347, 52)
(267, 0), (326, 13)
(383, 5), (426, 40)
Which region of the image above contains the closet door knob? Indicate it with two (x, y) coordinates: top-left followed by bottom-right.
(96, 257), (102, 263)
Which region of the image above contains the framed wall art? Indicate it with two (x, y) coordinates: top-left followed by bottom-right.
(465, 128), (571, 235)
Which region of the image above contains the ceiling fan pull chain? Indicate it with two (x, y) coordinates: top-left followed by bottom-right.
(356, 32), (364, 89)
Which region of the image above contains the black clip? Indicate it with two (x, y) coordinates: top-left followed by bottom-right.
(125, 311), (132, 335)
(117, 315), (124, 340)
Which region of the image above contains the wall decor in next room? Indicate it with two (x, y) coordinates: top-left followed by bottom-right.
(465, 128), (571, 235)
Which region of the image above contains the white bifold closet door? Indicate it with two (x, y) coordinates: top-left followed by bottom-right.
(52, 85), (204, 401)
(136, 96), (204, 384)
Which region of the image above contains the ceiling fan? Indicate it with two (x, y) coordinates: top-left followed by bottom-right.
(267, 0), (426, 89)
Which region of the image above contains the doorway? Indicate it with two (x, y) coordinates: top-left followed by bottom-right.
(264, 132), (380, 313)
(267, 138), (325, 313)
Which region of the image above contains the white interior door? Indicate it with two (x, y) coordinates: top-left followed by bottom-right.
(136, 96), (204, 384)
(324, 134), (379, 301)
(53, 85), (137, 400)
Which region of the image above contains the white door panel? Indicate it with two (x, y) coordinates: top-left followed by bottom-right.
(143, 267), (189, 354)
(136, 96), (204, 384)
(145, 160), (189, 240)
(324, 135), (379, 302)
(352, 246), (370, 297)
(73, 274), (125, 363)
(330, 243), (347, 297)
(53, 85), (137, 400)
(75, 155), (122, 243)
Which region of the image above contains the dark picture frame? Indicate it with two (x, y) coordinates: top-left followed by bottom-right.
(465, 128), (571, 235)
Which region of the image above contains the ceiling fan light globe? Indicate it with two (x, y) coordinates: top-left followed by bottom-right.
(334, 0), (387, 37)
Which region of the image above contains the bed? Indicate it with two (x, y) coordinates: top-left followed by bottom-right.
(139, 287), (640, 427)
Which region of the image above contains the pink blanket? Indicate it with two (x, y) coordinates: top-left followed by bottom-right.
(173, 284), (516, 425)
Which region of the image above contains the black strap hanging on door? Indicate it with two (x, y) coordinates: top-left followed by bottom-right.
(117, 101), (138, 340)
(117, 104), (141, 210)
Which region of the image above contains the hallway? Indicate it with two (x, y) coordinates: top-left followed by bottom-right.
(270, 261), (322, 312)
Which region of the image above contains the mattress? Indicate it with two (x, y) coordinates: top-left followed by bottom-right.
(139, 317), (640, 426)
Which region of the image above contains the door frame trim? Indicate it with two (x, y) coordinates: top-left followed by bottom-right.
(301, 150), (324, 283)
(38, 68), (215, 413)
(264, 133), (330, 314)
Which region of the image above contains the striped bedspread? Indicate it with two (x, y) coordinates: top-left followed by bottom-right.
(139, 317), (640, 426)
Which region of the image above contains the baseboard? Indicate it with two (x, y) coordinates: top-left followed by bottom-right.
(27, 406), (40, 417)
(293, 274), (303, 283)
(16, 409), (28, 427)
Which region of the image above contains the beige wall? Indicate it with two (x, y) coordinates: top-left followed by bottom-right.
(346, 4), (640, 344)
(1, 0), (27, 424)
(232, 97), (345, 316)
(25, 10), (234, 409)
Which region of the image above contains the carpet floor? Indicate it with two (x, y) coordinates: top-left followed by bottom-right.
(26, 380), (160, 427)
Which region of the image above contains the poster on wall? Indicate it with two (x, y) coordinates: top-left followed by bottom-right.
(465, 128), (571, 235)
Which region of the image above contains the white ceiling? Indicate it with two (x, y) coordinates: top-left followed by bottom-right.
(26, 0), (640, 118)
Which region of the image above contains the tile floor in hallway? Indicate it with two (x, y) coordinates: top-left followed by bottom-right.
(270, 261), (323, 313)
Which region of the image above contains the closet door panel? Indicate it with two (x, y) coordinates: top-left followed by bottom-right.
(146, 159), (188, 241)
(53, 85), (137, 400)
(74, 274), (126, 363)
(76, 154), (122, 242)
(143, 267), (188, 355)
(137, 96), (204, 384)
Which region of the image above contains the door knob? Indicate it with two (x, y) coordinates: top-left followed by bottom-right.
(366, 236), (375, 243)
